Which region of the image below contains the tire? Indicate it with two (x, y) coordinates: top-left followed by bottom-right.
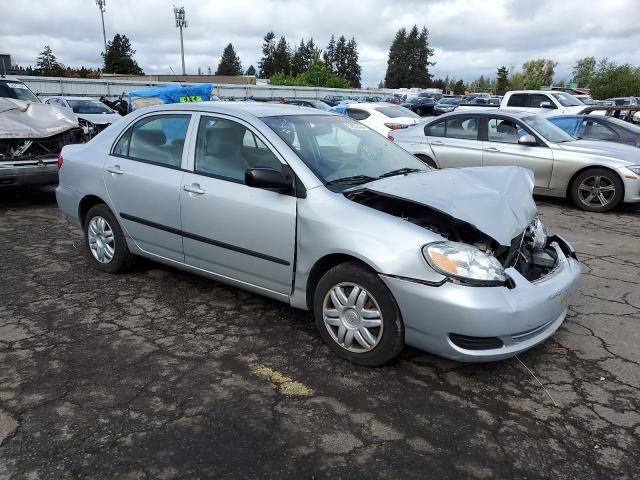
(416, 154), (438, 169)
(313, 262), (404, 366)
(83, 204), (134, 273)
(570, 168), (624, 213)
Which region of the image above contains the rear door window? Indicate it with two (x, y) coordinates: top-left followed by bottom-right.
(346, 109), (371, 121)
(427, 117), (479, 140)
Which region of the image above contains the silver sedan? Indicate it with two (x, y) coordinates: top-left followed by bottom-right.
(56, 102), (581, 366)
(390, 109), (640, 212)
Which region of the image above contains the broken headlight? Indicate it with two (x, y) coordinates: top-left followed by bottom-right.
(529, 217), (548, 250)
(423, 242), (506, 284)
(78, 118), (96, 135)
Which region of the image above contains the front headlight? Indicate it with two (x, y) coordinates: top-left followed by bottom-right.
(423, 242), (506, 284)
(529, 217), (548, 250)
(626, 165), (640, 175)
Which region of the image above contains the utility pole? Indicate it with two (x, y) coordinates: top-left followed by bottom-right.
(95, 0), (108, 60)
(173, 6), (188, 75)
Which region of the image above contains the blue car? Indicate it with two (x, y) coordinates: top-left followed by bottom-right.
(549, 115), (640, 148)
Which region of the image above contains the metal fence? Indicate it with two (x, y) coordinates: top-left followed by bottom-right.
(17, 76), (389, 101)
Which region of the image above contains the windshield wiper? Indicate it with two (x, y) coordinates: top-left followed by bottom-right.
(325, 175), (377, 186)
(378, 168), (424, 179)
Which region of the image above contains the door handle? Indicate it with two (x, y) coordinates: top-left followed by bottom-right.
(431, 140), (444, 146)
(484, 147), (500, 152)
(107, 165), (124, 175)
(183, 183), (205, 195)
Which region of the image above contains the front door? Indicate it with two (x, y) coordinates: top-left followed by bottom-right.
(104, 113), (192, 262)
(482, 117), (554, 189)
(180, 114), (296, 295)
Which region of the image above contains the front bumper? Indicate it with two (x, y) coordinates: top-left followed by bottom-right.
(620, 169), (640, 203)
(381, 236), (581, 362)
(0, 159), (58, 187)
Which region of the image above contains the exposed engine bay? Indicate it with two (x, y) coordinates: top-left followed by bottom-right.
(0, 128), (83, 162)
(346, 189), (558, 283)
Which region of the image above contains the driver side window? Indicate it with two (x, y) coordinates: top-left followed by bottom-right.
(487, 118), (523, 144)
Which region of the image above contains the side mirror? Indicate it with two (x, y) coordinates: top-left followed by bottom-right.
(245, 167), (293, 193)
(539, 101), (556, 109)
(518, 134), (538, 146)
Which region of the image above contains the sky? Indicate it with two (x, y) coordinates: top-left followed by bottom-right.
(1, 0), (639, 87)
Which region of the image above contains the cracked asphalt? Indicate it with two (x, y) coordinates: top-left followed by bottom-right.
(0, 186), (638, 479)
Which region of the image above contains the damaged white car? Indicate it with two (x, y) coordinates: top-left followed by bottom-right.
(0, 77), (83, 187)
(56, 103), (581, 365)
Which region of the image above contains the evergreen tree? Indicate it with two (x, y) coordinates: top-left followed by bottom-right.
(103, 34), (143, 75)
(344, 37), (362, 88)
(36, 45), (64, 76)
(335, 35), (348, 80)
(245, 65), (256, 76)
(323, 35), (337, 75)
(290, 39), (306, 76)
(273, 36), (291, 75)
(385, 26), (434, 88)
(304, 38), (320, 70)
(496, 66), (509, 95)
(385, 28), (408, 88)
(453, 79), (466, 95)
(216, 43), (242, 76)
(258, 31), (276, 78)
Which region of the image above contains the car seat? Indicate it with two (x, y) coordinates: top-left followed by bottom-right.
(199, 123), (249, 181)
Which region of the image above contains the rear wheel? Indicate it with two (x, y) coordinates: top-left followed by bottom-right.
(313, 262), (404, 366)
(570, 168), (623, 212)
(415, 154), (438, 169)
(83, 204), (134, 273)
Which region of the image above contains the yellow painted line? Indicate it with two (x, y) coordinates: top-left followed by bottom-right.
(250, 363), (312, 397)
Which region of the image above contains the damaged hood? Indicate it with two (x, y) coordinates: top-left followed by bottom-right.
(0, 98), (79, 139)
(349, 166), (537, 246)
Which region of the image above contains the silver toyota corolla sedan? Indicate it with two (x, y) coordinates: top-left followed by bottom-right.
(390, 109), (640, 212)
(56, 102), (581, 366)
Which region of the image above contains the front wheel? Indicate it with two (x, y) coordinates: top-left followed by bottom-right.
(570, 168), (623, 212)
(313, 262), (404, 366)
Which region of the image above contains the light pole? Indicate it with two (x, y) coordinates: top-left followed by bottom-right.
(173, 6), (188, 75)
(95, 0), (108, 59)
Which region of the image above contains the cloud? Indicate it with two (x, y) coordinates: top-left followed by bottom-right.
(1, 0), (639, 86)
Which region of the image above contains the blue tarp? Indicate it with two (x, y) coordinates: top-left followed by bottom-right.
(128, 84), (214, 110)
(328, 104), (348, 116)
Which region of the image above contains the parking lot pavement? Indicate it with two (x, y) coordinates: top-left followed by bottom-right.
(0, 187), (638, 480)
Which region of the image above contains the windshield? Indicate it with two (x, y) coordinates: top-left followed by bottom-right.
(579, 97), (597, 105)
(522, 115), (576, 143)
(550, 92), (584, 107)
(263, 115), (428, 189)
(0, 80), (41, 102)
(67, 99), (114, 114)
(374, 105), (420, 118)
(439, 98), (460, 105)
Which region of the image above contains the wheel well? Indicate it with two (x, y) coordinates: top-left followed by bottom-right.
(415, 154), (437, 169)
(78, 195), (107, 227)
(305, 254), (376, 310)
(565, 165), (625, 199)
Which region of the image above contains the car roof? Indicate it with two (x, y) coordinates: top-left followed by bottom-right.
(434, 109), (533, 118)
(134, 101), (335, 118)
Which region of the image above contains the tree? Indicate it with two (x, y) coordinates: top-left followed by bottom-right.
(496, 66), (509, 95)
(215, 43), (242, 76)
(521, 58), (557, 89)
(103, 34), (143, 75)
(273, 36), (291, 74)
(323, 35), (337, 75)
(245, 65), (256, 76)
(258, 31), (276, 78)
(589, 58), (640, 99)
(269, 55), (350, 88)
(36, 45), (64, 76)
(509, 71), (526, 90)
(290, 39), (306, 76)
(384, 25), (434, 88)
(453, 79), (466, 95)
(571, 57), (596, 88)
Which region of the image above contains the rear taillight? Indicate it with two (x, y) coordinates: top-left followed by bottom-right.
(57, 154), (63, 170)
(387, 134), (395, 141)
(384, 123), (409, 130)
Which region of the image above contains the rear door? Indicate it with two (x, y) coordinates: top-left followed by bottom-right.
(425, 115), (483, 168)
(481, 116), (554, 188)
(180, 113), (296, 295)
(104, 113), (192, 262)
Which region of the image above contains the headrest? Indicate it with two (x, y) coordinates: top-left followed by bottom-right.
(133, 129), (166, 146)
(205, 123), (246, 156)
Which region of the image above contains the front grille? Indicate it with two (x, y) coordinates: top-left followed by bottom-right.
(449, 333), (504, 350)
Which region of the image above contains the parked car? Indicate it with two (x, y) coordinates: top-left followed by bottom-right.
(322, 95), (346, 106)
(433, 98), (462, 115)
(401, 96), (437, 116)
(390, 110), (640, 212)
(284, 98), (331, 110)
(330, 103), (421, 136)
(44, 96), (122, 137)
(604, 97), (640, 122)
(501, 90), (585, 116)
(56, 102), (581, 365)
(0, 76), (82, 187)
(549, 115), (640, 148)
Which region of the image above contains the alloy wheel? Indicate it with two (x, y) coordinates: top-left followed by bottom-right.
(87, 215), (115, 264)
(577, 175), (617, 208)
(322, 282), (384, 353)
